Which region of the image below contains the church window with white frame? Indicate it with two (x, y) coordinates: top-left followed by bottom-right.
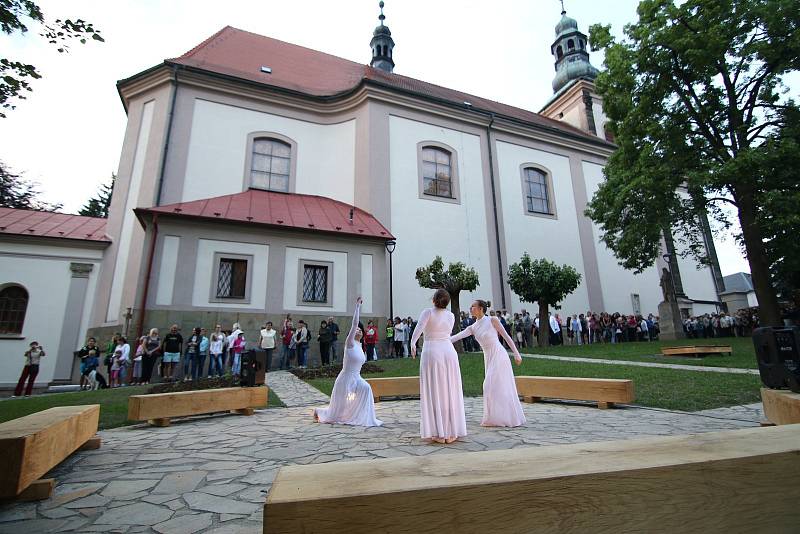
(522, 167), (554, 216)
(249, 137), (291, 192)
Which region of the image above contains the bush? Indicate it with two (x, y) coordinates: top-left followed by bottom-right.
(290, 363), (384, 380)
(146, 375), (241, 394)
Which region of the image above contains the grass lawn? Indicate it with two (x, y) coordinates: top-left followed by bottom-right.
(0, 386), (285, 430)
(521, 336), (757, 369)
(306, 354), (761, 412)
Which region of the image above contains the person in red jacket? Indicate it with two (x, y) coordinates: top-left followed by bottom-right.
(364, 320), (378, 361)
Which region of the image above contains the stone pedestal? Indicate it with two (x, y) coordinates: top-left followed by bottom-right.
(658, 300), (686, 340)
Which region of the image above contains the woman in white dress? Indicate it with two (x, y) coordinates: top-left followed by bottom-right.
(450, 300), (525, 427)
(314, 297), (383, 427)
(411, 289), (467, 444)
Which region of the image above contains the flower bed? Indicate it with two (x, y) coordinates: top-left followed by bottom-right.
(290, 363), (384, 380)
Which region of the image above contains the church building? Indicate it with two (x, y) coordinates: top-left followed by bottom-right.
(0, 5), (723, 389)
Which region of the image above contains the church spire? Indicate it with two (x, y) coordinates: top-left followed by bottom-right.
(550, 3), (599, 93)
(370, 1), (395, 73)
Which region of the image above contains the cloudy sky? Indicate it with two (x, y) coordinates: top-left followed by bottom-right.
(0, 0), (758, 275)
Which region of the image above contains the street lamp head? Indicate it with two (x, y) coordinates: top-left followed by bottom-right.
(385, 240), (396, 254)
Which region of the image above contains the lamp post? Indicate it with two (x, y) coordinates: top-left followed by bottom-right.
(385, 240), (396, 320)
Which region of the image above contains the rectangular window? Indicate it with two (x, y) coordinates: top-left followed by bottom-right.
(302, 265), (328, 303)
(524, 168), (551, 214)
(216, 258), (248, 299)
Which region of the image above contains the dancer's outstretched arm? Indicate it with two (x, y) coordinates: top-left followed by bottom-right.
(410, 309), (430, 359)
(346, 297), (363, 349)
(449, 323), (474, 344)
(491, 316), (523, 365)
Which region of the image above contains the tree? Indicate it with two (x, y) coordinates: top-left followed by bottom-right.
(415, 256), (480, 346)
(586, 0), (799, 327)
(507, 254), (581, 347)
(0, 160), (61, 211)
(1, 0), (103, 118)
(79, 174), (115, 218)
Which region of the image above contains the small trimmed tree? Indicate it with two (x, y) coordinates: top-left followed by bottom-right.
(507, 253), (581, 347)
(415, 256), (479, 344)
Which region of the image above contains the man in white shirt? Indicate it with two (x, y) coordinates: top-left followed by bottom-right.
(549, 313), (562, 345)
(259, 321), (277, 370)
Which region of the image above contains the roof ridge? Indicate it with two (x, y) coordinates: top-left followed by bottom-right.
(173, 26), (234, 60)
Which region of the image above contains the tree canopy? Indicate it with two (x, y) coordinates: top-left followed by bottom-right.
(0, 160), (60, 211)
(586, 0), (799, 326)
(1, 0), (103, 117)
(79, 174), (115, 218)
(507, 253), (582, 347)
(415, 256), (479, 341)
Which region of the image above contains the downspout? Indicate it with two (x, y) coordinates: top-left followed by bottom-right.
(485, 113), (507, 308)
(155, 64), (179, 207)
(136, 213), (159, 339)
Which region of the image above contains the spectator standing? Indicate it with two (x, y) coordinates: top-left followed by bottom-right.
(77, 337), (100, 391)
(317, 320), (333, 366)
(132, 337), (144, 385)
(160, 325), (183, 382)
(327, 316), (340, 363)
(232, 332), (246, 377)
(116, 336), (130, 386)
(13, 341), (45, 397)
(226, 323), (243, 371)
(384, 319), (395, 358)
(364, 320), (378, 361)
(141, 328), (161, 384)
(571, 314), (582, 345)
(104, 333), (120, 381)
(294, 320), (309, 368)
(522, 310), (533, 348)
(110, 345), (122, 388)
(280, 320), (295, 370)
(260, 321), (278, 370)
(393, 318), (407, 357)
(194, 328), (209, 380)
(209, 325), (225, 377)
(184, 328), (201, 381)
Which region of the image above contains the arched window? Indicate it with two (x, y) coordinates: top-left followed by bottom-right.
(522, 167), (552, 215)
(568, 39), (575, 50)
(556, 46), (563, 59)
(0, 285), (28, 335)
(421, 146), (454, 199)
(250, 137), (291, 192)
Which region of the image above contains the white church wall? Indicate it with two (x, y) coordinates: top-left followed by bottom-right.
(495, 141), (590, 315)
(155, 235), (180, 306)
(388, 116), (494, 318)
(283, 247), (348, 313)
(0, 242), (102, 388)
(183, 99), (356, 204)
(360, 254), (374, 315)
(582, 161), (663, 316)
(591, 95), (609, 139)
(192, 239), (269, 310)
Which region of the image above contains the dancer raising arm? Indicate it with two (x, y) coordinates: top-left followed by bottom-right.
(314, 297), (383, 427)
(450, 300), (525, 427)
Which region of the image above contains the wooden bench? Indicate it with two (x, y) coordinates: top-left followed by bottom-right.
(365, 377), (419, 402)
(661, 345), (732, 357)
(128, 386), (268, 427)
(515, 376), (634, 409)
(263, 425), (800, 533)
(761, 388), (800, 425)
(0, 405), (101, 501)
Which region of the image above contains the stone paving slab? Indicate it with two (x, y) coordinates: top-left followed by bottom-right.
(265, 370), (330, 406)
(0, 393), (764, 533)
(523, 353), (760, 374)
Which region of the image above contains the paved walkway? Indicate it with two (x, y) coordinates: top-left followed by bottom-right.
(265, 371), (329, 407)
(0, 372), (765, 534)
(523, 353), (760, 374)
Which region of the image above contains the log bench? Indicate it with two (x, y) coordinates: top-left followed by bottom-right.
(515, 376), (634, 409)
(365, 377), (419, 402)
(128, 386), (268, 427)
(661, 345), (732, 357)
(0, 405), (101, 501)
(263, 425), (800, 533)
(760, 388), (800, 425)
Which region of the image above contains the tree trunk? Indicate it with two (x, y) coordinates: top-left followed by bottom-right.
(538, 302), (550, 348)
(736, 189), (782, 327)
(449, 291), (464, 353)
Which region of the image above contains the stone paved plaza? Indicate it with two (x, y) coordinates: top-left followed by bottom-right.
(0, 372), (764, 533)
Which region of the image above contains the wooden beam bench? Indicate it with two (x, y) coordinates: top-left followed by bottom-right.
(0, 405), (101, 501)
(128, 386), (268, 427)
(761, 388), (800, 425)
(515, 376), (634, 409)
(661, 345), (732, 357)
(365, 377), (419, 402)
(263, 425), (800, 533)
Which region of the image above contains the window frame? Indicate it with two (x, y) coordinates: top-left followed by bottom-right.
(417, 141), (461, 205)
(519, 164), (558, 220)
(242, 131), (298, 193)
(296, 260), (334, 308)
(0, 284), (28, 337)
(209, 253), (254, 304)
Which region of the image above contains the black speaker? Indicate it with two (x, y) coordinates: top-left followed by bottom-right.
(753, 327), (800, 393)
(240, 349), (266, 387)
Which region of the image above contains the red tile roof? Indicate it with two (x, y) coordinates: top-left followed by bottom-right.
(137, 189), (395, 240)
(0, 208), (109, 243)
(165, 26), (607, 144)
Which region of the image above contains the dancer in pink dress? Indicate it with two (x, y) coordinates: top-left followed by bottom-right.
(450, 300), (525, 427)
(314, 297), (382, 427)
(411, 289), (467, 444)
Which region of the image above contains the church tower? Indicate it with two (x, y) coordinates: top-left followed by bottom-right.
(370, 1), (395, 73)
(540, 4), (606, 139)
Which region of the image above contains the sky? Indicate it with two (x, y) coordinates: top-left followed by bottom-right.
(0, 0), (757, 276)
